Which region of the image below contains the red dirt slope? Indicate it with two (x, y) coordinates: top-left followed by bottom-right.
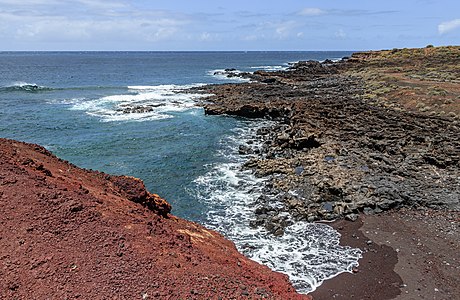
(0, 138), (309, 300)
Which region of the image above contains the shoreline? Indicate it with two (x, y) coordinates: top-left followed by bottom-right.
(195, 46), (460, 298)
(196, 46), (459, 223)
(311, 208), (459, 299)
(193, 119), (363, 294)
(2, 46), (459, 298)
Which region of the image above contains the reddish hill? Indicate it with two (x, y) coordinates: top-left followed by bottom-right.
(0, 138), (309, 299)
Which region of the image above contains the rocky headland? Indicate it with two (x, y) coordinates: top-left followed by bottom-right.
(194, 46), (460, 299)
(0, 138), (309, 299)
(197, 46), (459, 232)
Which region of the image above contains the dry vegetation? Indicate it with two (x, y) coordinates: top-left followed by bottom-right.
(346, 46), (460, 119)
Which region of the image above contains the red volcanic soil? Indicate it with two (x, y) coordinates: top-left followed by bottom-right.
(0, 138), (309, 299)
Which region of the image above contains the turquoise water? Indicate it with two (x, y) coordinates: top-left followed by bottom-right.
(0, 51), (350, 220)
(0, 51), (361, 293)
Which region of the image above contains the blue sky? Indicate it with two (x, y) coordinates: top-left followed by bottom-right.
(0, 0), (459, 51)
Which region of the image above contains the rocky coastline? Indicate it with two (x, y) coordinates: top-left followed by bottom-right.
(195, 46), (460, 237)
(2, 46), (459, 299)
(191, 46), (460, 299)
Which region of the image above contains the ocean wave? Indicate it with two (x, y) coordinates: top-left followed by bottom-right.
(320, 58), (343, 63)
(127, 84), (205, 90)
(67, 84), (210, 122)
(287, 58), (343, 67)
(0, 82), (53, 92)
(0, 82), (127, 93)
(193, 121), (362, 294)
(250, 65), (289, 71)
(207, 69), (251, 82)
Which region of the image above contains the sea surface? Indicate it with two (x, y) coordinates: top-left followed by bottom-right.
(0, 51), (361, 293)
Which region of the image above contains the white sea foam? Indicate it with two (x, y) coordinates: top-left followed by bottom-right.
(13, 81), (37, 87)
(86, 108), (171, 122)
(319, 58), (343, 63)
(250, 65), (289, 71)
(67, 84), (210, 122)
(0, 81), (51, 92)
(127, 84), (205, 90)
(193, 121), (362, 294)
(207, 69), (251, 82)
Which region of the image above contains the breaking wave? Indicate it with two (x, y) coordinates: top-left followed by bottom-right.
(192, 121), (362, 294)
(250, 64), (289, 71)
(207, 69), (251, 82)
(66, 84), (210, 122)
(0, 82), (54, 92)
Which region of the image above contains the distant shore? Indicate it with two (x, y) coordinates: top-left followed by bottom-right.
(196, 45), (460, 299)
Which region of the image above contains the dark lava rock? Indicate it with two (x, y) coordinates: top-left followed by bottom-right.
(195, 47), (460, 224)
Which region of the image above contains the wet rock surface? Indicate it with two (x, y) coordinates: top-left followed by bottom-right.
(194, 46), (460, 234)
(117, 104), (165, 114)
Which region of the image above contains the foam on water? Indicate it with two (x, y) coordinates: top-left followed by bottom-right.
(0, 82), (53, 92)
(193, 121), (362, 294)
(207, 69), (251, 82)
(67, 84), (210, 122)
(250, 65), (289, 71)
(127, 84), (205, 90)
(286, 58), (343, 67)
(319, 58), (343, 63)
(87, 109), (171, 122)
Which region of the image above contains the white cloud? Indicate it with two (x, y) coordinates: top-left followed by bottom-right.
(275, 21), (298, 39)
(298, 8), (325, 16)
(0, 0), (126, 13)
(0, 0), (190, 46)
(249, 21), (298, 40)
(438, 19), (460, 34)
(242, 34), (260, 41)
(199, 32), (214, 41)
(149, 27), (178, 41)
(335, 29), (346, 39)
(76, 0), (127, 10)
(0, 13), (186, 45)
(0, 0), (59, 4)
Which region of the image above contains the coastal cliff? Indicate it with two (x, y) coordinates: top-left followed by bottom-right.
(0, 138), (309, 299)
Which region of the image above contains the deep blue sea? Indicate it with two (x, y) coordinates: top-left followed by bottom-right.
(0, 51), (361, 293)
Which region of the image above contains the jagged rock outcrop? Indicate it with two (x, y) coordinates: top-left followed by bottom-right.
(195, 46), (460, 235)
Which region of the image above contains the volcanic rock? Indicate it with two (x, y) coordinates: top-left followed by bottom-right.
(195, 46), (460, 227)
(0, 138), (309, 300)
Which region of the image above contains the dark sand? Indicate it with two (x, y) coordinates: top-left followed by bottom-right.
(311, 209), (459, 299)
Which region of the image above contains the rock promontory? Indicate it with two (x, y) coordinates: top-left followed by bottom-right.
(196, 46), (460, 235)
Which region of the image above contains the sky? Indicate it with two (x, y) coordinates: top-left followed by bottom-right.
(0, 0), (459, 51)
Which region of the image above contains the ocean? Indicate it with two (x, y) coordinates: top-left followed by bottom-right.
(0, 51), (361, 293)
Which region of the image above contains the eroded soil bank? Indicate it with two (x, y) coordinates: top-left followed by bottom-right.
(0, 138), (309, 299)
